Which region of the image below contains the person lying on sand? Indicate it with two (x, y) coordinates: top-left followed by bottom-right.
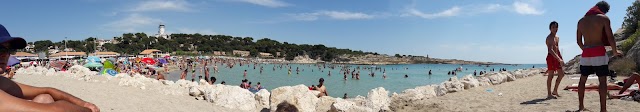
(609, 72), (640, 99)
(0, 24), (99, 112)
(563, 83), (622, 90)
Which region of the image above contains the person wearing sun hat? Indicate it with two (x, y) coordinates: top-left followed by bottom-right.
(0, 24), (99, 112)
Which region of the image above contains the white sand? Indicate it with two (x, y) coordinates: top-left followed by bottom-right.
(12, 72), (240, 112)
(392, 74), (640, 112)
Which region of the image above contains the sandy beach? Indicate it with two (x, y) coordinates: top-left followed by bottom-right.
(12, 67), (240, 112)
(392, 74), (640, 112)
(10, 66), (639, 112)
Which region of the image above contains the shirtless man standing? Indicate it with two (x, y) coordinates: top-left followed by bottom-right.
(203, 62), (210, 83)
(316, 78), (328, 97)
(545, 21), (565, 98)
(576, 1), (620, 112)
(0, 24), (99, 112)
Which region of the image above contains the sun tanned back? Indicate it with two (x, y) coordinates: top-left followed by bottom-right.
(578, 15), (607, 46)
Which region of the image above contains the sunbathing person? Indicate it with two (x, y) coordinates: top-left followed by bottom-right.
(609, 72), (640, 98)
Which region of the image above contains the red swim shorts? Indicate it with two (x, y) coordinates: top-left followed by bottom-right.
(546, 53), (562, 71)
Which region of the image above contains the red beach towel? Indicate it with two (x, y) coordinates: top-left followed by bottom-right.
(585, 6), (611, 46)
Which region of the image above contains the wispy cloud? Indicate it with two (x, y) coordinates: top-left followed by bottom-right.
(175, 28), (218, 35)
(233, 0), (290, 8)
(512, 1), (544, 15)
(405, 0), (544, 19)
(289, 11), (374, 21)
(130, 0), (192, 12)
(407, 6), (461, 19)
(103, 14), (163, 32)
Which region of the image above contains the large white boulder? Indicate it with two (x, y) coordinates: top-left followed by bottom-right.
(366, 87), (390, 111)
(161, 80), (174, 85)
(255, 89), (271, 110)
(44, 68), (57, 76)
(68, 65), (92, 77)
(204, 84), (258, 111)
(330, 98), (372, 112)
(435, 85), (447, 96)
(390, 85), (437, 108)
(270, 85), (319, 112)
(316, 96), (336, 112)
(199, 79), (209, 85)
(175, 79), (191, 87)
(511, 69), (529, 78)
(442, 77), (464, 93)
(117, 75), (145, 89)
(331, 98), (355, 111)
(460, 75), (480, 89)
(476, 77), (492, 86)
(505, 72), (517, 82)
(188, 86), (204, 97)
(488, 72), (507, 85)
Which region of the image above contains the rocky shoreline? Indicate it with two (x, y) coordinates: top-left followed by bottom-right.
(15, 65), (545, 112)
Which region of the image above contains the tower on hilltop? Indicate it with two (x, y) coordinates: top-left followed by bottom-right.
(155, 23), (170, 39)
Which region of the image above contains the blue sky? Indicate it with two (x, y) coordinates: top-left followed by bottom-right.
(0, 0), (632, 64)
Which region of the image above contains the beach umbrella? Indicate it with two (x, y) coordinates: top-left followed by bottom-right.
(103, 60), (115, 69)
(122, 59), (129, 65)
(164, 55), (170, 59)
(157, 58), (168, 64)
(7, 56), (19, 66)
(101, 68), (118, 76)
(141, 57), (156, 65)
(87, 56), (101, 63)
(49, 61), (66, 69)
(83, 62), (103, 68)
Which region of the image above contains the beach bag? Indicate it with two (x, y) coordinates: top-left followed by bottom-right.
(633, 90), (640, 102)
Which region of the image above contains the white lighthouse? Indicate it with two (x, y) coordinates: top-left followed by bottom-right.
(155, 23), (170, 39)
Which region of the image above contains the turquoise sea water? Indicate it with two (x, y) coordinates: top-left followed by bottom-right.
(166, 63), (546, 98)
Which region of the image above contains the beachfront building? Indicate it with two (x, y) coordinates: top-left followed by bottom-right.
(93, 52), (120, 58)
(232, 50), (250, 57)
(139, 49), (168, 58)
(259, 52), (274, 58)
(213, 51), (227, 56)
(13, 52), (38, 60)
(49, 52), (86, 60)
